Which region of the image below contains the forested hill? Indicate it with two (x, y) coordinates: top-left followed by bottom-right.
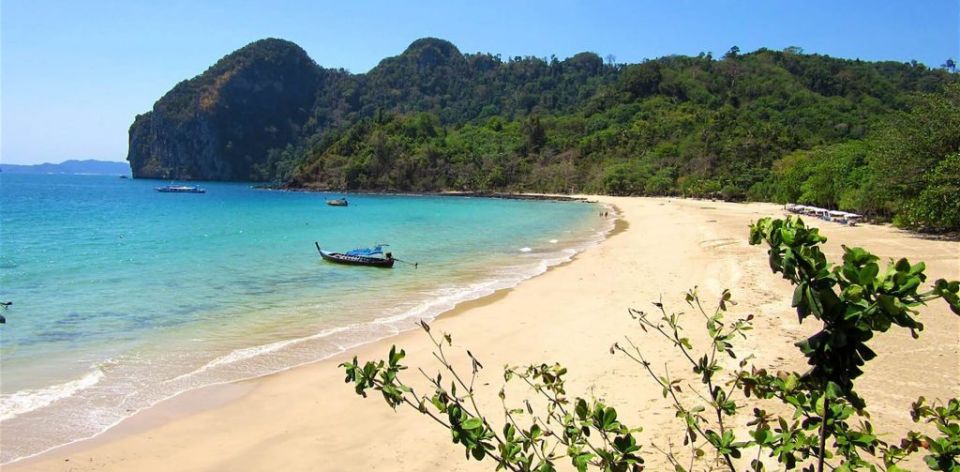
(128, 38), (960, 231)
(127, 37), (615, 181)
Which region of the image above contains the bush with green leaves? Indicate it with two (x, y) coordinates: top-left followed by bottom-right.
(341, 217), (960, 471)
(896, 152), (960, 233)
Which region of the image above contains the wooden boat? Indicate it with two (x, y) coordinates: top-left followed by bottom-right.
(156, 185), (205, 194)
(315, 242), (394, 268)
(327, 198), (348, 207)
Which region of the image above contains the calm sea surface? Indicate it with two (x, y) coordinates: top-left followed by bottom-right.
(0, 174), (608, 463)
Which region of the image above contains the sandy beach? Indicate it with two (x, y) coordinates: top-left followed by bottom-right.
(10, 196), (959, 471)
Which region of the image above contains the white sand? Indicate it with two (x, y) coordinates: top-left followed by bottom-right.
(11, 197), (959, 471)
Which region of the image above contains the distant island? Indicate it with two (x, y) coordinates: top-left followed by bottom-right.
(1, 159), (131, 176)
(128, 37), (959, 232)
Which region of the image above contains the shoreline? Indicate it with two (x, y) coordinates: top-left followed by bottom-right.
(5, 200), (620, 467)
(9, 196), (958, 471)
(10, 212), (623, 466)
(253, 184), (596, 203)
(125, 178), (960, 240)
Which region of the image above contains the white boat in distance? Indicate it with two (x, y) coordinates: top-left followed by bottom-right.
(155, 185), (206, 194)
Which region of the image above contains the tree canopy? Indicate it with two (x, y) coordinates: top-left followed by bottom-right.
(284, 45), (957, 231)
(128, 38), (959, 231)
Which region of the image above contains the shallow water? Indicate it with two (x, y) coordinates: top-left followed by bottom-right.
(0, 174), (607, 463)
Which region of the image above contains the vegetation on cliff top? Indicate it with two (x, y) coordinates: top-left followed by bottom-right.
(129, 38), (959, 231)
(128, 38), (329, 180)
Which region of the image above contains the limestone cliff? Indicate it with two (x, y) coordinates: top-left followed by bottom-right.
(127, 38), (323, 180)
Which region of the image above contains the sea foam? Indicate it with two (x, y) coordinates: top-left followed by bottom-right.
(0, 369), (105, 421)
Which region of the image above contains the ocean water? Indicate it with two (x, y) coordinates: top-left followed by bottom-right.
(0, 174), (608, 464)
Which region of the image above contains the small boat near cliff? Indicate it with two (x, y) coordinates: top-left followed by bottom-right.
(155, 185), (206, 194)
(326, 198), (348, 206)
(315, 242), (395, 268)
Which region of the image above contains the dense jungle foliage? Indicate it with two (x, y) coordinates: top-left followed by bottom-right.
(131, 38), (958, 231)
(281, 41), (958, 231)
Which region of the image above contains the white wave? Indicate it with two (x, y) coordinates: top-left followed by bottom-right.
(163, 325), (354, 384)
(370, 279), (504, 327)
(519, 247), (532, 252)
(203, 325), (349, 369)
(0, 369), (105, 421)
(549, 239), (558, 244)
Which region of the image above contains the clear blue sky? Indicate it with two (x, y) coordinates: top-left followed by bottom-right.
(2, 0), (958, 165)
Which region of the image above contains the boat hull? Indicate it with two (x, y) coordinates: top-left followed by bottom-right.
(316, 243), (394, 268)
(155, 186), (205, 193)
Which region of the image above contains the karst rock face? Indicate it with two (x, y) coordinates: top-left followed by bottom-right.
(125, 36), (612, 183)
(127, 38), (323, 181)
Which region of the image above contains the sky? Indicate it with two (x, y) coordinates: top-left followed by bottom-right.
(2, 0), (958, 165)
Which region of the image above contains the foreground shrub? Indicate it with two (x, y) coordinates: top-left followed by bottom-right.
(342, 217), (960, 471)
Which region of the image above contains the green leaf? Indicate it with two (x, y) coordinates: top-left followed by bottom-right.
(825, 381), (843, 399)
(538, 461), (556, 472)
(572, 452), (593, 472)
(603, 407), (618, 430)
(471, 445), (485, 461)
(859, 263), (879, 285)
(462, 417), (483, 430)
(841, 284), (864, 302)
(575, 398), (588, 420)
(792, 283), (805, 307)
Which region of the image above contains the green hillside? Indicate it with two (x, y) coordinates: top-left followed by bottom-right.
(128, 39), (959, 231)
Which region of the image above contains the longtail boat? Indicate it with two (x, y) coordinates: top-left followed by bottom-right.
(315, 242), (394, 268)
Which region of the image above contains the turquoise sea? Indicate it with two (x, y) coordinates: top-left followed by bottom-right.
(0, 174), (608, 464)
